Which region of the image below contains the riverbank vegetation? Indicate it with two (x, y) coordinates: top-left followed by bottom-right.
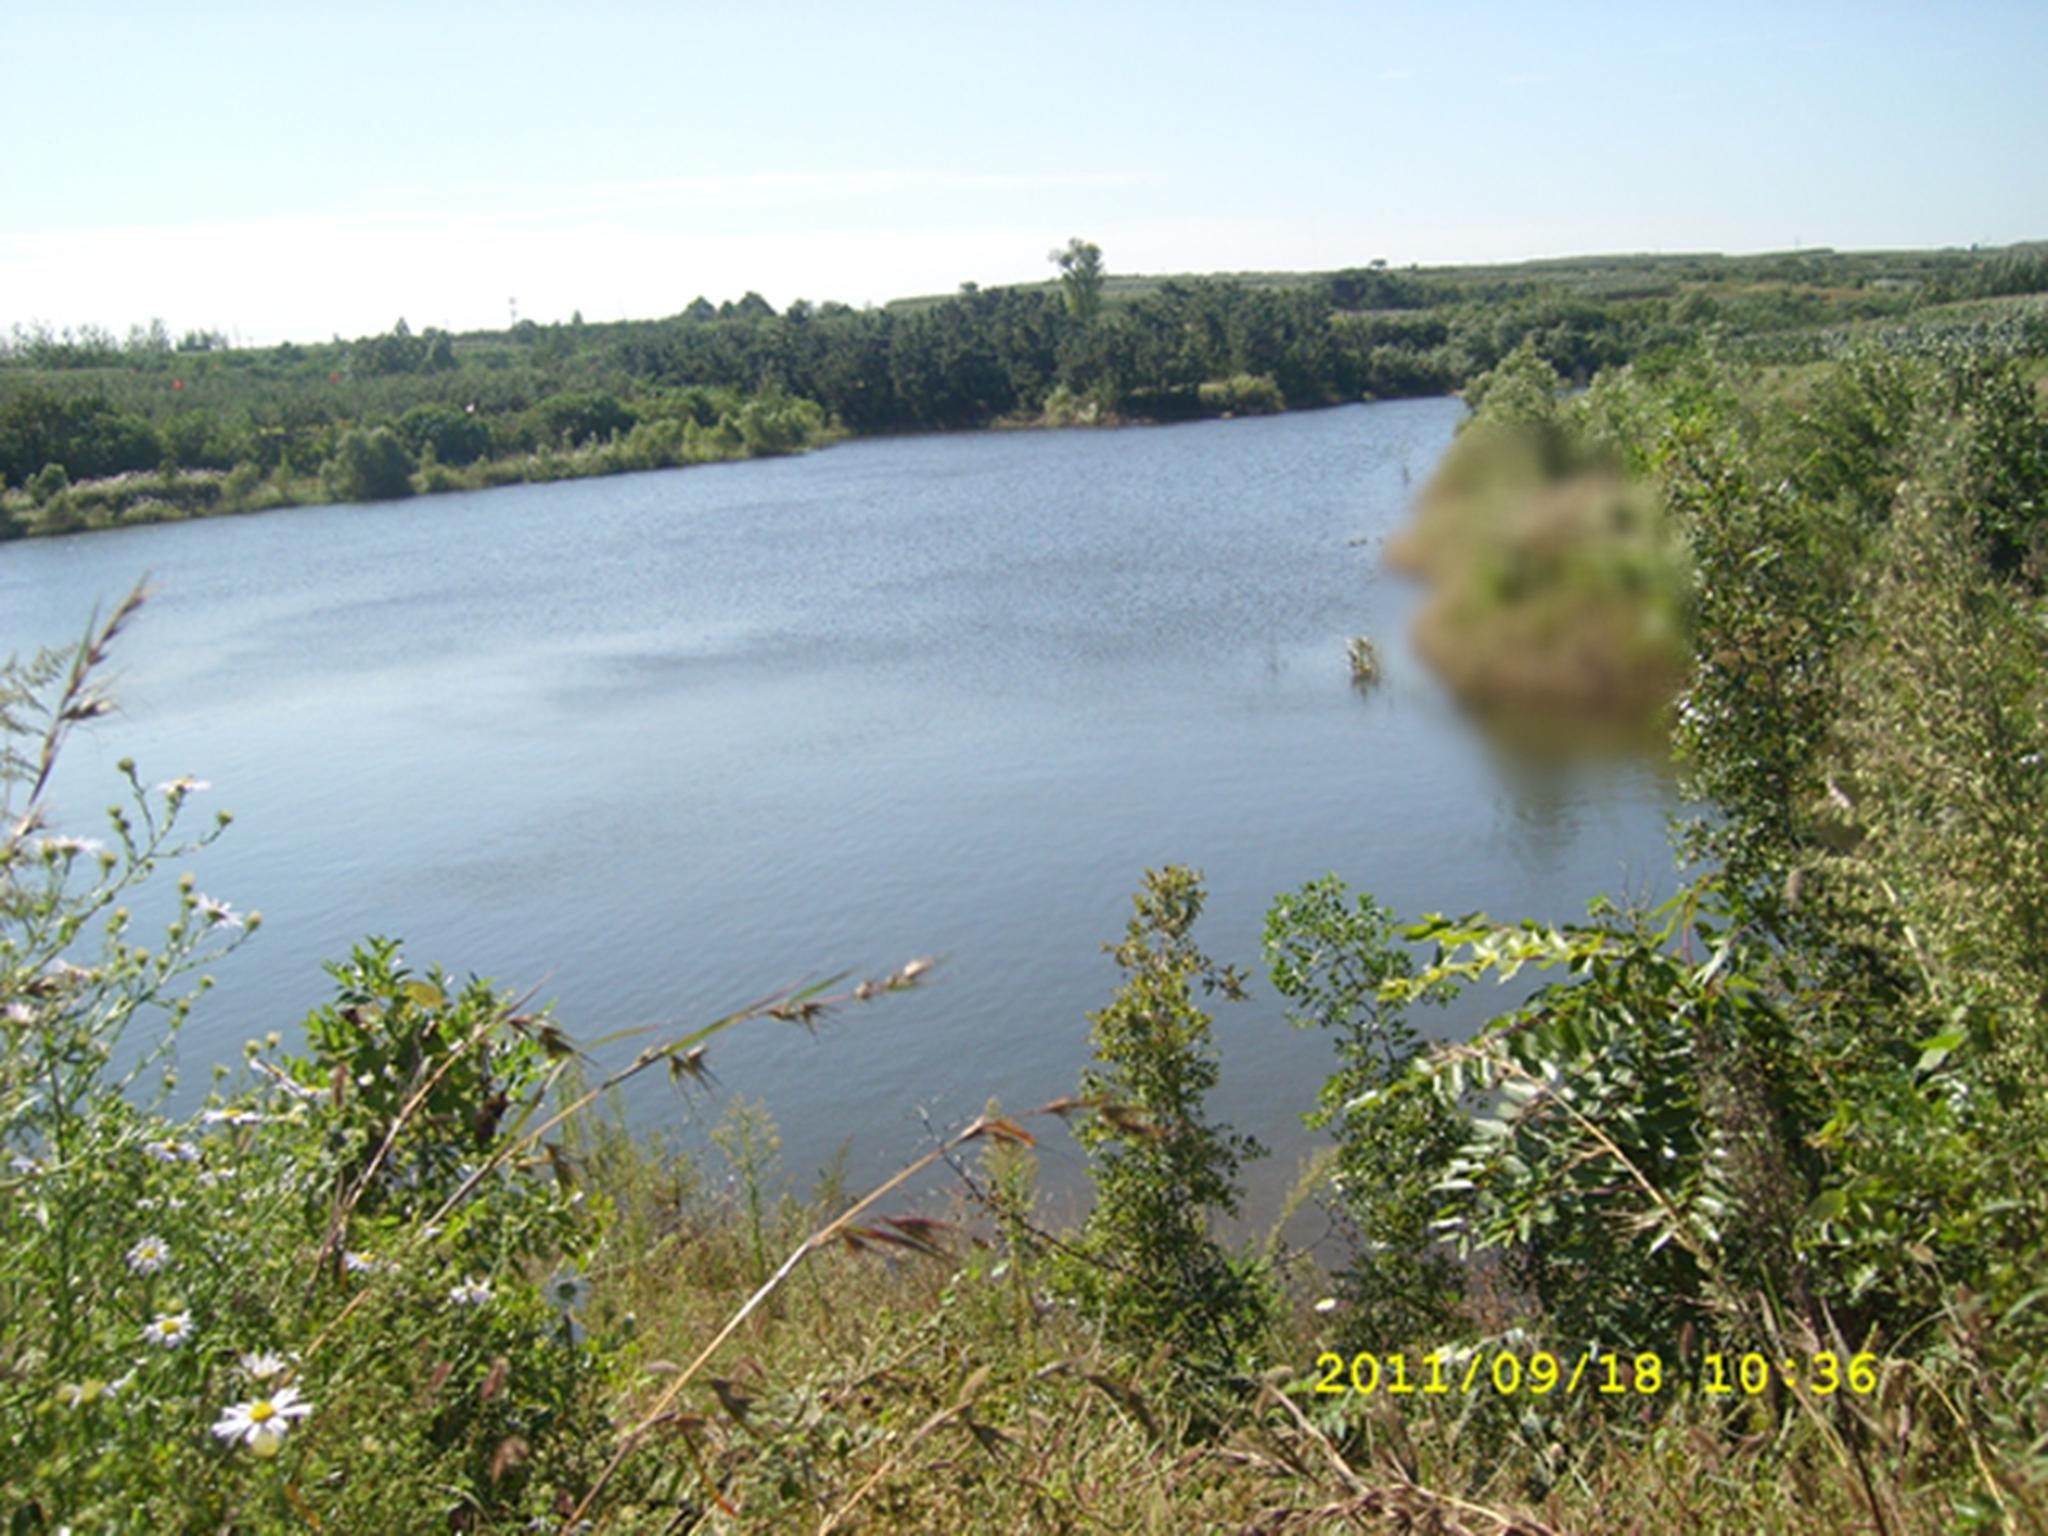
(5, 268), (2048, 1529)
(3, 241), (2044, 537)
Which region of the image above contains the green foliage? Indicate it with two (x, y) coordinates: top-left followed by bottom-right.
(0, 388), (160, 487)
(320, 426), (416, 501)
(1390, 336), (2048, 1437)
(395, 401), (493, 466)
(1196, 373), (1285, 415)
(1051, 237), (1106, 327)
(532, 390), (634, 448)
(1379, 890), (1818, 1349)
(710, 1097), (785, 1289)
(10, 240), (2041, 537)
(27, 461), (68, 505)
(298, 937), (558, 1206)
(1056, 867), (1273, 1402)
(351, 318), (458, 378)
(0, 598), (619, 1528)
(1264, 878), (1465, 1342)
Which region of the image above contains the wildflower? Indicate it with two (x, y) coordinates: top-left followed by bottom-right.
(3, 1002), (35, 1025)
(342, 1251), (381, 1275)
(156, 776), (211, 799)
(212, 1385), (312, 1456)
(194, 894), (242, 929)
(143, 1138), (200, 1164)
(449, 1278), (493, 1308)
(1313, 1296), (1340, 1314)
(201, 1107), (265, 1127)
(263, 1073), (321, 1103)
(143, 1311), (194, 1349)
(127, 1236), (172, 1275)
(542, 1268), (590, 1314)
(8, 1153), (44, 1177)
(196, 1167), (237, 1186)
(240, 1351), (289, 1380)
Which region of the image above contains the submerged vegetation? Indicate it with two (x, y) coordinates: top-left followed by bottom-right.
(4, 243), (2048, 1528)
(3, 240), (2045, 536)
(1345, 636), (1382, 686)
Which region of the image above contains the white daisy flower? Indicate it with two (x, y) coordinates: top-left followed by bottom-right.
(201, 1108), (265, 1127)
(143, 1138), (200, 1164)
(157, 777), (211, 799)
(212, 1385), (312, 1456)
(542, 1268), (590, 1314)
(194, 895), (242, 929)
(126, 1236), (172, 1274)
(3, 1002), (36, 1025)
(448, 1278), (493, 1308)
(8, 1153), (44, 1177)
(143, 1311), (194, 1349)
(342, 1251), (381, 1275)
(240, 1351), (289, 1381)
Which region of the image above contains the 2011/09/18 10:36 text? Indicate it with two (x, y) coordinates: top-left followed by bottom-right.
(1313, 1349), (1883, 1398)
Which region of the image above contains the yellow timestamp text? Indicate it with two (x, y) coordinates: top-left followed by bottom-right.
(1312, 1349), (1882, 1398)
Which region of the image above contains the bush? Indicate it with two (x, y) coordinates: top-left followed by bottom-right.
(396, 402), (494, 468)
(530, 391), (633, 449)
(1196, 374), (1285, 416)
(1264, 877), (1465, 1343)
(28, 461), (69, 505)
(321, 427), (416, 502)
(1054, 867), (1274, 1406)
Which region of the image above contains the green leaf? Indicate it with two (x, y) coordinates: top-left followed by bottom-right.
(1914, 1027), (1966, 1073)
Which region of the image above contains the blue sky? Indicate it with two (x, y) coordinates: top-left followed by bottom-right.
(3, 0), (2043, 344)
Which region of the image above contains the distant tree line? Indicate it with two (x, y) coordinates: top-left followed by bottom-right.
(3, 240), (2044, 526)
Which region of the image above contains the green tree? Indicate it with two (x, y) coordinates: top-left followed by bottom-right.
(321, 427), (416, 501)
(1056, 866), (1271, 1402)
(397, 403), (493, 467)
(1050, 237), (1106, 327)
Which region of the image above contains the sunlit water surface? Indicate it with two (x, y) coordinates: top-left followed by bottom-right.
(1, 401), (1682, 1210)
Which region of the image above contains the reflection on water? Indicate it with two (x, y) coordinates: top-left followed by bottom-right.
(0, 400), (1682, 1206)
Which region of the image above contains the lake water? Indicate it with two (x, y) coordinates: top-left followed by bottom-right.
(0, 401), (1681, 1212)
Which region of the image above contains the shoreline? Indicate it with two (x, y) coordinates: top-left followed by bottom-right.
(0, 390), (1462, 543)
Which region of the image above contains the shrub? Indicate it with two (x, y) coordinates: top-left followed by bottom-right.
(321, 427), (416, 502)
(396, 402), (494, 468)
(1264, 876), (1465, 1343)
(1196, 374), (1285, 416)
(28, 461), (69, 505)
(1054, 867), (1273, 1405)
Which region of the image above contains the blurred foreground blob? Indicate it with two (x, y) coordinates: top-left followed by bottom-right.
(1387, 347), (1690, 744)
